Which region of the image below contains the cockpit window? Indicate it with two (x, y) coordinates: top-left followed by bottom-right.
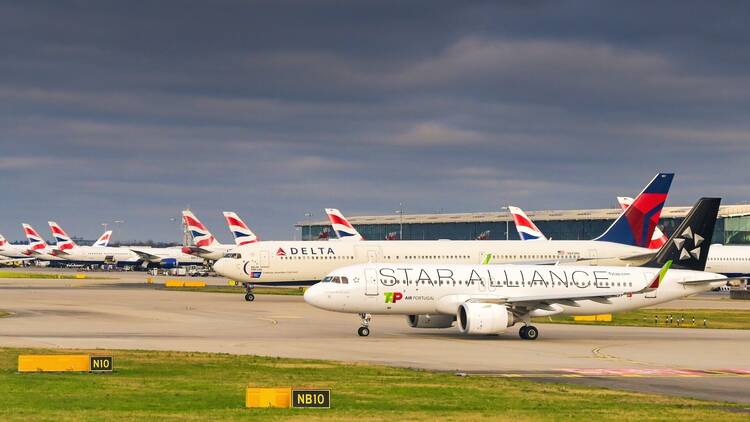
(333, 276), (341, 284)
(340, 276), (349, 284)
(322, 276), (333, 283)
(223, 253), (241, 259)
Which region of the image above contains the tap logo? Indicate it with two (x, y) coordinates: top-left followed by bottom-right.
(384, 292), (403, 303)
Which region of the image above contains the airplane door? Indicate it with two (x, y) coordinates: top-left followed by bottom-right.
(643, 272), (657, 298)
(260, 250), (270, 268)
(588, 249), (598, 266)
(365, 268), (378, 296)
(367, 250), (377, 262)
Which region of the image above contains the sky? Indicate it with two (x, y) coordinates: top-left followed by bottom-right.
(1, 1), (749, 243)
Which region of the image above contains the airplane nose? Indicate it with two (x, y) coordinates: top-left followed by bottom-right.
(213, 258), (233, 277)
(303, 284), (325, 309)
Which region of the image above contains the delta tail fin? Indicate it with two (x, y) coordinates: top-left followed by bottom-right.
(508, 206), (547, 240)
(594, 173), (674, 247)
(325, 208), (364, 241)
(644, 198), (720, 271)
(222, 211), (259, 246)
(93, 230), (113, 247)
(617, 196), (668, 249)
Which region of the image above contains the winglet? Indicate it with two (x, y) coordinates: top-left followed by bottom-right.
(649, 260), (672, 289)
(481, 253), (492, 265)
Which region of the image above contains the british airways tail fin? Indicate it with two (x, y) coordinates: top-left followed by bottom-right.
(617, 196), (668, 249)
(0, 234), (6, 247)
(222, 212), (259, 246)
(508, 206), (547, 240)
(182, 210), (219, 247)
(643, 198), (720, 271)
(594, 173), (674, 247)
(325, 208), (364, 241)
(48, 221), (77, 250)
(93, 230), (113, 247)
(22, 223), (48, 250)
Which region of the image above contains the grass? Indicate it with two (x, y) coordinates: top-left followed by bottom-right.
(0, 271), (92, 280)
(0, 347), (745, 421)
(534, 309), (750, 330)
(156, 285), (306, 296)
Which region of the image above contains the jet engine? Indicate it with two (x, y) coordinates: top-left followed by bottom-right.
(406, 314), (455, 329)
(458, 303), (515, 335)
(160, 258), (178, 269)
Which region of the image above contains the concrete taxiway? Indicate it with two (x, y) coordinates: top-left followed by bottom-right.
(0, 272), (748, 404)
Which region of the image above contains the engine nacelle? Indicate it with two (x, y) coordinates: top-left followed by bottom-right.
(160, 258), (178, 269)
(406, 314), (455, 329)
(458, 302), (515, 335)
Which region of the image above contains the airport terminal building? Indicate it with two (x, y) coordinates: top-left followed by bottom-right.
(297, 204), (750, 245)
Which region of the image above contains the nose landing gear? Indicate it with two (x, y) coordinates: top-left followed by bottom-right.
(357, 313), (371, 337)
(243, 283), (255, 302)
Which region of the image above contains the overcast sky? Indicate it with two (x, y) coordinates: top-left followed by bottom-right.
(1, 1), (748, 242)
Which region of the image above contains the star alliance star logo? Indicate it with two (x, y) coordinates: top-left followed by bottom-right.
(673, 226), (704, 261)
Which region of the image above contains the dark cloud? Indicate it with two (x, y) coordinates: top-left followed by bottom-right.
(0, 1), (748, 242)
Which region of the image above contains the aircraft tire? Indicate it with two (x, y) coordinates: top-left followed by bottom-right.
(519, 326), (528, 339)
(357, 326), (370, 337)
(524, 326), (539, 340)
(244, 293), (255, 302)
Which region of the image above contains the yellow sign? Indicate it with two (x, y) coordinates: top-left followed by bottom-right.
(90, 356), (113, 372)
(246, 387), (291, 408)
(165, 280), (206, 288)
(574, 314), (613, 322)
(19, 355), (90, 372)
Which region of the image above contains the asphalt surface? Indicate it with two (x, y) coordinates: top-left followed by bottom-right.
(0, 269), (748, 405)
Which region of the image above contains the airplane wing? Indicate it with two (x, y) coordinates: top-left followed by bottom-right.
(0, 257), (35, 263)
(183, 246), (211, 255)
(678, 276), (747, 285)
(469, 291), (627, 307)
(130, 249), (161, 261)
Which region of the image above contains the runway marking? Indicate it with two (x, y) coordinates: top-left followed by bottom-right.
(458, 368), (750, 378)
(591, 345), (654, 367)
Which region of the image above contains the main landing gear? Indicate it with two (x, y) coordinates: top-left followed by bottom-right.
(357, 313), (371, 337)
(519, 325), (539, 340)
(243, 283), (255, 302)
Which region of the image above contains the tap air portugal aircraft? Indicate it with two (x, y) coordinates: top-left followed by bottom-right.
(304, 198), (737, 339)
(326, 208), (364, 240)
(181, 210), (237, 260)
(514, 197), (750, 277)
(214, 173), (674, 301)
(47, 221), (141, 266)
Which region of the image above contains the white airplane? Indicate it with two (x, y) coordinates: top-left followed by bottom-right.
(223, 211), (260, 246)
(21, 224), (66, 263)
(325, 208), (364, 241)
(304, 198), (735, 338)
(181, 210), (236, 261)
(214, 173), (674, 301)
(513, 197), (750, 277)
(48, 221), (141, 266)
(0, 233), (35, 263)
(127, 246), (204, 268)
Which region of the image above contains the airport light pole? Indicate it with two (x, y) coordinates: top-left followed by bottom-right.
(304, 212), (313, 241)
(113, 220), (124, 243)
(395, 203), (403, 240)
(500, 206), (509, 240)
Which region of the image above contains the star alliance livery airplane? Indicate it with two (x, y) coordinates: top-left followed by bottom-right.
(214, 173), (674, 301)
(304, 198), (738, 339)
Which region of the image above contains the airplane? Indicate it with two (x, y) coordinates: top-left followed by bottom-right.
(214, 173), (674, 302)
(181, 210), (236, 261)
(93, 230), (114, 247)
(514, 197), (750, 277)
(0, 234), (35, 264)
(21, 224), (66, 263)
(304, 198), (736, 338)
(325, 208), (364, 241)
(128, 246), (204, 268)
(47, 221), (141, 266)
(223, 212), (259, 246)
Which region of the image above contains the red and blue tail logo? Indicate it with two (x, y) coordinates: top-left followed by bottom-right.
(325, 208), (363, 241)
(93, 230), (112, 247)
(617, 197), (668, 249)
(0, 234), (6, 247)
(48, 221), (77, 250)
(508, 206), (547, 241)
(223, 212), (259, 246)
(182, 210), (217, 248)
(22, 224), (47, 250)
(595, 173), (673, 247)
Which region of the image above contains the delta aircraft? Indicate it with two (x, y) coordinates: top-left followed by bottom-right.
(304, 198), (737, 339)
(47, 221), (141, 266)
(512, 197), (750, 277)
(214, 173), (674, 301)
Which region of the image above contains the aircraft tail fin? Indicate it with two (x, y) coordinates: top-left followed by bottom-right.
(0, 234), (6, 247)
(643, 198), (720, 271)
(93, 230), (113, 247)
(325, 208), (364, 241)
(508, 206), (547, 240)
(48, 221), (77, 250)
(222, 211), (259, 246)
(182, 210), (219, 247)
(617, 196), (668, 249)
(595, 173), (674, 247)
(22, 223), (48, 250)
